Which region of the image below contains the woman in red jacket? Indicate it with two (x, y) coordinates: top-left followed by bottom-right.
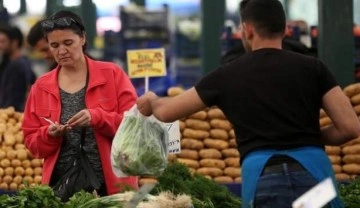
(22, 10), (138, 200)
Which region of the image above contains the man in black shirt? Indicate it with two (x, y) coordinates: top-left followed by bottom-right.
(137, 0), (360, 207)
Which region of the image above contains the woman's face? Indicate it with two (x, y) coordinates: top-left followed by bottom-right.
(46, 29), (85, 67)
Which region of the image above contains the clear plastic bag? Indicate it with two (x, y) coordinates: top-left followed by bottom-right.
(111, 104), (169, 177)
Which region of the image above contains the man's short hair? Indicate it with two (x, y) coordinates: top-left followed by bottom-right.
(239, 0), (286, 38)
(27, 20), (44, 47)
(0, 24), (24, 48)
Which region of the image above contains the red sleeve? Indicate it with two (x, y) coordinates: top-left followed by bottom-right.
(21, 85), (62, 159)
(88, 67), (137, 138)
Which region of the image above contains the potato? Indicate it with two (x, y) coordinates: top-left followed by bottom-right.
(14, 167), (25, 176)
(34, 167), (42, 176)
(167, 154), (177, 162)
(214, 176), (233, 183)
(185, 119), (211, 131)
(3, 175), (13, 184)
(0, 150), (6, 160)
(350, 93), (360, 105)
(21, 160), (31, 168)
(1, 159), (11, 168)
(17, 149), (28, 161)
(332, 164), (342, 174)
(9, 182), (18, 191)
(210, 119), (232, 131)
(31, 159), (42, 168)
(15, 134), (24, 144)
(34, 175), (42, 184)
(18, 184), (26, 190)
(189, 111), (207, 120)
(6, 150), (17, 160)
(167, 87), (184, 97)
(319, 109), (327, 118)
(224, 167), (241, 178)
(325, 146), (341, 155)
(229, 139), (237, 148)
(228, 129), (235, 138)
(343, 154), (360, 164)
(328, 155), (341, 164)
(4, 167), (14, 176)
(198, 149), (222, 159)
(0, 123), (6, 134)
(177, 149), (199, 160)
(179, 120), (186, 131)
(234, 177), (242, 183)
(196, 167), (223, 177)
(177, 158), (200, 169)
(342, 145), (360, 155)
(342, 164), (360, 174)
(181, 139), (204, 150)
(224, 157), (240, 167)
(354, 105), (360, 115)
(203, 139), (229, 150)
(207, 108), (226, 119)
(319, 117), (332, 127)
(23, 176), (33, 184)
(3, 132), (15, 146)
(13, 175), (22, 184)
(209, 129), (229, 140)
(0, 182), (8, 190)
(343, 83), (360, 97)
(221, 148), (240, 158)
(0, 167), (3, 177)
(182, 128), (209, 140)
(199, 159), (226, 169)
(25, 167), (34, 176)
(14, 144), (25, 150)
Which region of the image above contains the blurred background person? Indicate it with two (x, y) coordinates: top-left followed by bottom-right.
(27, 20), (57, 71)
(0, 25), (36, 111)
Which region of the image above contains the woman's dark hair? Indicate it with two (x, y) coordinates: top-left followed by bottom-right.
(41, 10), (87, 51)
(239, 0), (286, 38)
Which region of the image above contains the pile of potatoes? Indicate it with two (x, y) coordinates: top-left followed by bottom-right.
(0, 107), (42, 191)
(165, 87), (241, 183)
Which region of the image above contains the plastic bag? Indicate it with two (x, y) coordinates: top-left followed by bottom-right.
(111, 104), (169, 177)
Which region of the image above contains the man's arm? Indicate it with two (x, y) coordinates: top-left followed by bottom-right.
(137, 87), (207, 122)
(321, 86), (360, 145)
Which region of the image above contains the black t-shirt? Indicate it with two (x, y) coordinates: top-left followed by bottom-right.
(195, 48), (337, 161)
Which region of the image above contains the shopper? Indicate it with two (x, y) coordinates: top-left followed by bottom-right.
(27, 20), (57, 70)
(137, 0), (360, 207)
(0, 25), (36, 111)
(22, 10), (138, 200)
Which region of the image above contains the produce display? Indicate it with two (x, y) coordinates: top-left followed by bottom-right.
(0, 162), (241, 208)
(0, 107), (43, 191)
(168, 87), (241, 183)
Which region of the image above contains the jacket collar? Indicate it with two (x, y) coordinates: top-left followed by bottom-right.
(38, 56), (107, 95)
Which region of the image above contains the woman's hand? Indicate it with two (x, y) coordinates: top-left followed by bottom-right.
(48, 122), (70, 137)
(66, 109), (92, 128)
(137, 91), (158, 116)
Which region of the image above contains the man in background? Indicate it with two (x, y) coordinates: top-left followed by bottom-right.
(0, 25), (36, 111)
(27, 20), (57, 70)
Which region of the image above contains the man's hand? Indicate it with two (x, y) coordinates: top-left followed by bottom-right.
(66, 109), (92, 128)
(48, 122), (70, 137)
(137, 91), (158, 116)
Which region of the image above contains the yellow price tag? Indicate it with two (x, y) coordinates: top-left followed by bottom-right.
(127, 48), (166, 78)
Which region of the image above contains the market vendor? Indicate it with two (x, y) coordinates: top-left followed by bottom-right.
(137, 0), (360, 207)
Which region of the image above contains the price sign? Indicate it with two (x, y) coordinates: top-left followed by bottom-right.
(165, 121), (181, 154)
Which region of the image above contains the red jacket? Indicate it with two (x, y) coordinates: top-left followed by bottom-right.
(22, 56), (138, 194)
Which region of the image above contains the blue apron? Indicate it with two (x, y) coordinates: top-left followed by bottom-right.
(241, 147), (343, 208)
